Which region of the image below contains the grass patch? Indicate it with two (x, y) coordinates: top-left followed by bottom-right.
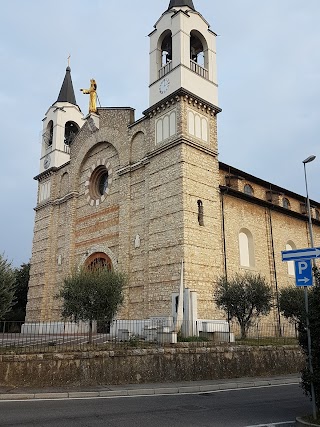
(302, 414), (320, 425)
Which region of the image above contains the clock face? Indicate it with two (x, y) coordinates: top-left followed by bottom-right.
(44, 155), (51, 170)
(159, 78), (170, 94)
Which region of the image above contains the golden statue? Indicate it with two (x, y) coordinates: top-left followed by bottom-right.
(80, 79), (97, 114)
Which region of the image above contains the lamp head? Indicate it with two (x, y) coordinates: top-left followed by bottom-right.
(303, 155), (316, 164)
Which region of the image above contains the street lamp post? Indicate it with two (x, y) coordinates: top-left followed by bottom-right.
(302, 155), (317, 420)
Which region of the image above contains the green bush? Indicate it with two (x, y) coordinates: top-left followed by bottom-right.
(0, 254), (16, 320)
(299, 268), (320, 412)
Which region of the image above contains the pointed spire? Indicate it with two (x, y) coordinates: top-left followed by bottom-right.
(168, 0), (195, 11)
(56, 66), (77, 105)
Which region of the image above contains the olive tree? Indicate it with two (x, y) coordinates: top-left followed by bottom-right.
(279, 286), (305, 326)
(215, 273), (272, 339)
(58, 267), (126, 343)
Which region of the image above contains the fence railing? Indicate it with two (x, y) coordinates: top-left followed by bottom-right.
(0, 320), (299, 354)
(159, 61), (172, 79)
(63, 144), (70, 154)
(190, 59), (208, 79)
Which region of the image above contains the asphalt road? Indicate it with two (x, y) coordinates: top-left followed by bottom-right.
(0, 384), (310, 427)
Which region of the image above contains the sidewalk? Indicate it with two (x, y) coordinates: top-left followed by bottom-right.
(0, 374), (300, 401)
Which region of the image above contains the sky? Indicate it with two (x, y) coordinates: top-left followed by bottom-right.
(0, 0), (319, 267)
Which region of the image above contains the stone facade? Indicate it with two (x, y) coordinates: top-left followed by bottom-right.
(27, 98), (320, 323)
(27, 98), (224, 322)
(26, 2), (320, 325)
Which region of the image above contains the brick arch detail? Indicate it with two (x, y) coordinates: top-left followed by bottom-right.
(79, 245), (118, 270)
(85, 252), (112, 270)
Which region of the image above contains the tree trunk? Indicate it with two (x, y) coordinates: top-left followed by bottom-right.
(88, 320), (93, 344)
(240, 323), (247, 339)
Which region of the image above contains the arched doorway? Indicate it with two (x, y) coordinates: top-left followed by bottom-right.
(84, 252), (113, 333)
(85, 252), (112, 271)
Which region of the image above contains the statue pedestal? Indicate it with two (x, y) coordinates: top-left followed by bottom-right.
(157, 331), (178, 344)
(86, 113), (100, 132)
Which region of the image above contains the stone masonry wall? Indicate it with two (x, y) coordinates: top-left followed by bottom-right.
(221, 193), (320, 324)
(0, 346), (303, 388)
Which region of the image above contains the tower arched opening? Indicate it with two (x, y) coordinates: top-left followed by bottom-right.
(190, 30), (208, 78)
(158, 30), (173, 78)
(64, 121), (79, 146)
(45, 121), (53, 147)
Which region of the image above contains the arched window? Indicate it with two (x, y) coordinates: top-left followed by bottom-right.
(239, 228), (255, 268)
(159, 30), (172, 78)
(244, 184), (254, 196)
(156, 110), (177, 144)
(282, 198), (290, 209)
(85, 252), (112, 271)
(161, 31), (172, 66)
(286, 241), (296, 276)
(44, 121), (53, 147)
(190, 31), (204, 65)
(187, 110), (208, 142)
(64, 121), (79, 146)
(315, 209), (320, 221)
(60, 172), (69, 197)
(190, 30), (208, 79)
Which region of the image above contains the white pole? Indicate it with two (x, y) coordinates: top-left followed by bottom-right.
(173, 260), (184, 333)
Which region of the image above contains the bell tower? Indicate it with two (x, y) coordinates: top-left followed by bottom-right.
(39, 66), (84, 174)
(149, 0), (218, 108)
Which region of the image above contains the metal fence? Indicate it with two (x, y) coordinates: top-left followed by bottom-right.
(0, 320), (299, 354)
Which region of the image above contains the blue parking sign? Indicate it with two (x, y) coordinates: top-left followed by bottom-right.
(294, 260), (313, 287)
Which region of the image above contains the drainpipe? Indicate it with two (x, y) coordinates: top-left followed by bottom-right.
(220, 190), (231, 341)
(220, 191), (228, 279)
(267, 208), (282, 335)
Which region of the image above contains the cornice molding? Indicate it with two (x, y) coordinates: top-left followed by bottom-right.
(220, 185), (320, 224)
(34, 168), (58, 182)
(53, 191), (79, 206)
(34, 191), (79, 211)
(143, 88), (222, 118)
(117, 137), (217, 177)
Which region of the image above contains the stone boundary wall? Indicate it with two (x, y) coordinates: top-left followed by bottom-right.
(0, 345), (303, 388)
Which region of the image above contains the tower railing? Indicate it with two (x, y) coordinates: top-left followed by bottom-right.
(64, 144), (71, 154)
(159, 61), (172, 79)
(190, 60), (208, 79)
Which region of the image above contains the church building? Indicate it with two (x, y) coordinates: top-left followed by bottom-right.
(26, 0), (320, 333)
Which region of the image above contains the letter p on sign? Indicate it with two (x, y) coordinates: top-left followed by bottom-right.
(294, 259), (313, 287)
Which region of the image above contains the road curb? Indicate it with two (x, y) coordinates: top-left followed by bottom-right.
(0, 377), (300, 401)
(296, 417), (319, 426)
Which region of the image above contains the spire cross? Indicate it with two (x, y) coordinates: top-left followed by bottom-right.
(67, 54), (71, 67)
